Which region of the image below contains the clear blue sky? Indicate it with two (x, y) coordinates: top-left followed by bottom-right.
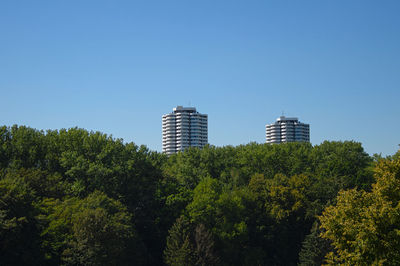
(1, 0), (399, 156)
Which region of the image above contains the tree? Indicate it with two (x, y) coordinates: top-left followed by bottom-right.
(311, 141), (373, 194)
(164, 216), (196, 266)
(194, 223), (219, 266)
(0, 175), (42, 265)
(186, 177), (221, 227)
(298, 221), (332, 266)
(319, 155), (400, 265)
(0, 124), (380, 265)
(6, 168), (66, 199)
(39, 191), (140, 265)
(163, 217), (219, 266)
(262, 173), (315, 265)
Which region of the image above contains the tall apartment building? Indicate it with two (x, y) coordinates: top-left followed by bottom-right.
(162, 106), (208, 155)
(266, 116), (310, 144)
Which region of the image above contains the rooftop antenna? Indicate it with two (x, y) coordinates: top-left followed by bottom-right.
(281, 110), (285, 117)
(189, 100), (191, 107)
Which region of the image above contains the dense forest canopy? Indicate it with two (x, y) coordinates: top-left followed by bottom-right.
(0, 125), (398, 265)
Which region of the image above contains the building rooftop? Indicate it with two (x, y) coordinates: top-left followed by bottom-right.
(173, 106), (197, 113)
(276, 116), (299, 122)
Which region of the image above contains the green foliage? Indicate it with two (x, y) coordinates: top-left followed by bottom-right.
(164, 216), (219, 266)
(187, 177), (221, 226)
(62, 191), (138, 266)
(160, 140), (376, 265)
(298, 221), (332, 266)
(0, 124), (383, 265)
(0, 125), (165, 265)
(40, 191), (140, 265)
(312, 141), (373, 192)
(6, 168), (66, 199)
(258, 173), (315, 265)
(265, 173), (312, 221)
(194, 223), (219, 266)
(319, 156), (400, 265)
(186, 178), (264, 265)
(0, 175), (42, 265)
(164, 216), (196, 266)
(38, 197), (77, 263)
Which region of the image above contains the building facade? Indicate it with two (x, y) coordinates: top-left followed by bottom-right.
(266, 116), (310, 144)
(162, 106), (208, 155)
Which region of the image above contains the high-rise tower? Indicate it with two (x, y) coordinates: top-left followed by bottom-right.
(162, 106), (208, 155)
(266, 116), (310, 144)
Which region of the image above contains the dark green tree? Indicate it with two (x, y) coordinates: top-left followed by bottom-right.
(164, 216), (196, 266)
(0, 174), (42, 265)
(298, 221), (332, 266)
(194, 223), (219, 266)
(40, 191), (140, 266)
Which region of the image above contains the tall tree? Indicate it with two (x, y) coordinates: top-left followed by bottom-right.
(164, 216), (196, 266)
(319, 155), (400, 265)
(40, 191), (140, 266)
(0, 175), (42, 265)
(298, 221), (332, 266)
(194, 223), (219, 266)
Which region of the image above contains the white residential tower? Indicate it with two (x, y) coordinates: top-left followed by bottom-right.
(266, 116), (310, 144)
(162, 106), (208, 155)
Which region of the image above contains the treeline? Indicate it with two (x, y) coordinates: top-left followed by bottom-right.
(0, 125), (398, 265)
